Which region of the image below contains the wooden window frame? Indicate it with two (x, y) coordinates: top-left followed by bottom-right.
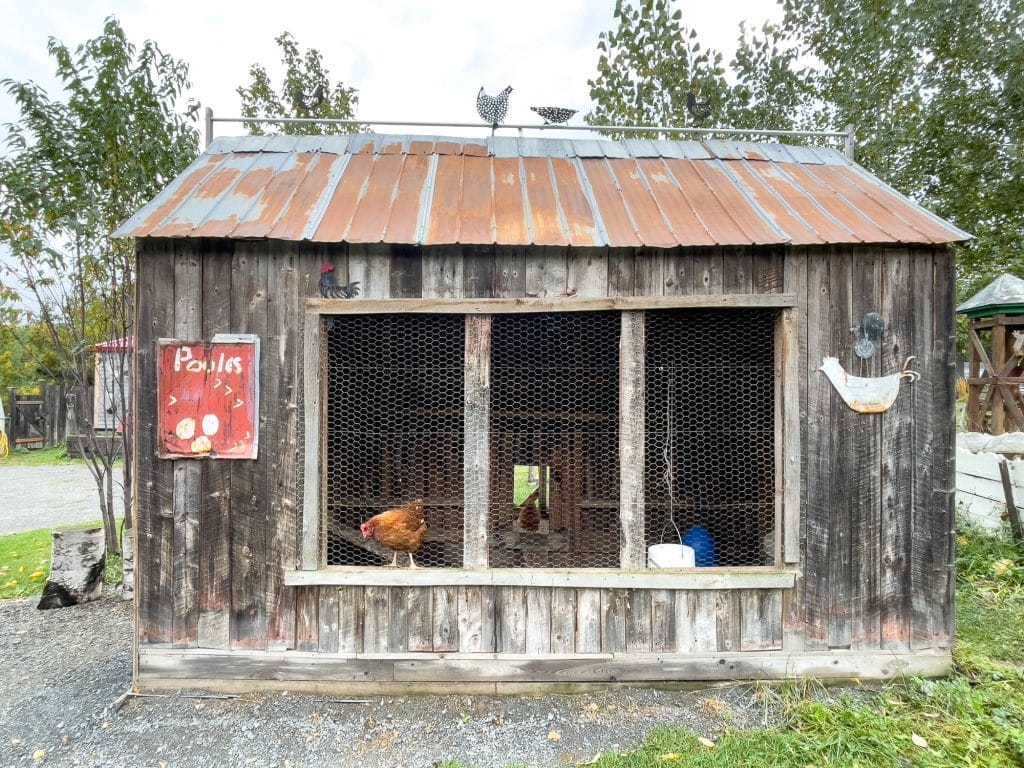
(296, 295), (800, 585)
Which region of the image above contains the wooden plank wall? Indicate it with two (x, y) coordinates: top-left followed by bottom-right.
(135, 239), (955, 659)
(789, 246), (956, 653)
(296, 585), (784, 654)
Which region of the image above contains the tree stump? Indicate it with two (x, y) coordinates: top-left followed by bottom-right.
(37, 524), (106, 609)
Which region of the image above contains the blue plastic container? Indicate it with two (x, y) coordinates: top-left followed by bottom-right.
(681, 526), (716, 567)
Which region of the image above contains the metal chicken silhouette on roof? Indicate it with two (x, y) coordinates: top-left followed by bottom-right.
(476, 86), (513, 127)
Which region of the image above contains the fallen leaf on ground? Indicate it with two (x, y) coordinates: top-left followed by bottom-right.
(33, 750), (45, 760)
(548, 731), (562, 742)
(698, 737), (716, 748)
(912, 733), (929, 749)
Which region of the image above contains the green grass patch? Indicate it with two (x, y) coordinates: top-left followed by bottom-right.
(0, 527), (52, 598)
(0, 519), (125, 599)
(0, 443), (82, 466)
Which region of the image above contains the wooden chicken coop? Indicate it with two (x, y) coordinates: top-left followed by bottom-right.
(117, 132), (968, 693)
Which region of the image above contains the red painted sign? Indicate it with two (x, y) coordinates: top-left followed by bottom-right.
(157, 335), (260, 459)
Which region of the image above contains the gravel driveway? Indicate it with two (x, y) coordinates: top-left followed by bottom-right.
(0, 595), (776, 768)
(0, 465), (124, 535)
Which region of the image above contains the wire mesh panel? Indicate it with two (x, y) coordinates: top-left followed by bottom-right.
(645, 309), (776, 566)
(489, 313), (621, 568)
(324, 314), (465, 568)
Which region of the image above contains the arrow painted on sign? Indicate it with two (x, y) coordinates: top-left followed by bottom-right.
(224, 385), (233, 396)
(213, 378), (222, 389)
(234, 398), (244, 409)
(168, 395), (177, 405)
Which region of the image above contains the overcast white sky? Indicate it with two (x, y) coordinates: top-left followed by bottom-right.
(0, 0), (783, 142)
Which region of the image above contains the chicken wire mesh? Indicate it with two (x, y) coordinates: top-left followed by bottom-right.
(319, 308), (777, 570)
(644, 309), (777, 566)
(323, 314), (465, 568)
(489, 313), (621, 568)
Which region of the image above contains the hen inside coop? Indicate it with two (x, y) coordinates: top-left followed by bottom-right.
(322, 308), (776, 569)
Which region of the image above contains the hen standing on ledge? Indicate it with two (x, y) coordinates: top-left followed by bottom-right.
(360, 500), (428, 568)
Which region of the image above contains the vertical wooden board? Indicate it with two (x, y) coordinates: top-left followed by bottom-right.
(301, 310), (322, 569)
(692, 248), (724, 294)
(715, 591), (742, 652)
(849, 250), (882, 651)
(601, 589), (627, 653)
(171, 461), (200, 647)
(525, 247), (568, 298)
(388, 586), (410, 652)
(363, 585), (390, 654)
(294, 586), (320, 652)
(740, 590), (783, 651)
(722, 246), (753, 294)
(265, 247), (297, 651)
(198, 241), (233, 650)
(607, 248), (636, 296)
(338, 585), (365, 653)
(633, 247), (664, 297)
(494, 245), (526, 298)
(457, 585), (484, 652)
(422, 246), (464, 298)
(619, 311), (646, 568)
(567, 248), (609, 298)
(429, 586), (457, 652)
(910, 249), (956, 649)
(575, 588), (602, 653)
(753, 247), (784, 294)
(480, 586), (498, 652)
(663, 250), (693, 296)
(136, 240), (177, 645)
(318, 586), (340, 653)
(389, 245), (422, 298)
(171, 241), (202, 646)
(497, 586), (527, 654)
(464, 316), (491, 567)
(464, 245), (495, 298)
(650, 589), (675, 652)
(405, 585), (430, 651)
(801, 248), (832, 649)
(348, 243), (391, 299)
(625, 589), (652, 652)
(780, 305), (801, 564)
(526, 587), (552, 655)
(229, 240), (269, 649)
(676, 591), (717, 653)
(827, 248), (854, 650)
(550, 587), (576, 654)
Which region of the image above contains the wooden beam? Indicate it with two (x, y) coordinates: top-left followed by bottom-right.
(137, 647), (952, 690)
(301, 315), (322, 569)
(998, 458), (1024, 543)
(619, 311), (646, 569)
(779, 307), (801, 564)
(283, 567), (797, 590)
(305, 293), (798, 315)
(464, 315), (491, 567)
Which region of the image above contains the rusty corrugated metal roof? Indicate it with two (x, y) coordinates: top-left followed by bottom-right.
(114, 134), (971, 247)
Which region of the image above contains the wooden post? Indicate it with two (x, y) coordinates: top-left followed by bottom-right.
(844, 124), (856, 161)
(205, 107), (214, 148)
(998, 458), (1024, 543)
(65, 390), (77, 454)
(464, 315), (492, 568)
(619, 311), (646, 569)
(6, 387), (16, 445)
(302, 312), (322, 569)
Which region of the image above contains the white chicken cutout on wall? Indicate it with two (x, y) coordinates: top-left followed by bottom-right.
(819, 356), (920, 414)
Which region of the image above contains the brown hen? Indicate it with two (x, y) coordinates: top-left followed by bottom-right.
(359, 500), (427, 568)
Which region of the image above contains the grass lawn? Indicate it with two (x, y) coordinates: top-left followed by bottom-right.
(0, 444), (83, 467)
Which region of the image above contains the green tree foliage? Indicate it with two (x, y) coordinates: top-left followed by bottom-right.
(0, 16), (200, 553)
(779, 0), (1024, 298)
(587, 0), (1024, 300)
(587, 0), (728, 133)
(237, 32), (362, 135)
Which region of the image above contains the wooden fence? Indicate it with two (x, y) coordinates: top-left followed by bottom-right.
(4, 384), (93, 448)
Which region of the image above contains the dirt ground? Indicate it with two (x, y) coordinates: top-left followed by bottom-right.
(0, 464), (124, 535)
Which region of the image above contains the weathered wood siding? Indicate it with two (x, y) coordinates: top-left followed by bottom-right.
(134, 239), (955, 672)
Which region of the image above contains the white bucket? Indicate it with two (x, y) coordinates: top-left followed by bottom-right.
(647, 543), (696, 568)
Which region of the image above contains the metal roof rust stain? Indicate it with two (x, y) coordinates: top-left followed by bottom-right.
(115, 134), (971, 247)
